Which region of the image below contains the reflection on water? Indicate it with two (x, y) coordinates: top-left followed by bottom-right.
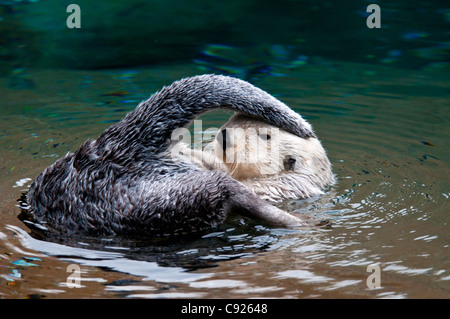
(5, 225), (213, 284)
(0, 59), (448, 298)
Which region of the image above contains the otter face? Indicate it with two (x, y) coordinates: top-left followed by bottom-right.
(177, 112), (334, 202)
(214, 114), (334, 186)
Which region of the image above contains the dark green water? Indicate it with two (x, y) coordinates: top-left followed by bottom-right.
(0, 1), (448, 299)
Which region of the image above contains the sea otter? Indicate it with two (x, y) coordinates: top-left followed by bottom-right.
(26, 74), (318, 236)
(177, 113), (334, 202)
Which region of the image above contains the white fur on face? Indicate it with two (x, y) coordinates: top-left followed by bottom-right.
(175, 113), (335, 202)
(215, 115), (326, 176)
(214, 114), (335, 201)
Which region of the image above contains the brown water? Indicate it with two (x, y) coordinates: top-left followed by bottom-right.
(0, 62), (448, 299)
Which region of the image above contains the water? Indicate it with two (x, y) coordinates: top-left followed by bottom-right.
(0, 0), (449, 299)
(0, 61), (448, 299)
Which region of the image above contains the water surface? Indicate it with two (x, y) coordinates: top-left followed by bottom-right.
(0, 60), (448, 298)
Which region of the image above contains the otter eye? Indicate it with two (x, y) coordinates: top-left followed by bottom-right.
(259, 134), (271, 141)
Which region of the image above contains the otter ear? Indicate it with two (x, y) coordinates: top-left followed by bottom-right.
(283, 156), (296, 171)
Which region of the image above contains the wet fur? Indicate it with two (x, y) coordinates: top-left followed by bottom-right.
(26, 75), (317, 236)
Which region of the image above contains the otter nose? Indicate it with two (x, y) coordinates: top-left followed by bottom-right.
(284, 156), (296, 171)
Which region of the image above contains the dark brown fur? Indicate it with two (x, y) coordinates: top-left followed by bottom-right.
(26, 75), (314, 236)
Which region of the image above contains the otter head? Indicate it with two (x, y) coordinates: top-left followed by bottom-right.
(214, 113), (334, 187)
